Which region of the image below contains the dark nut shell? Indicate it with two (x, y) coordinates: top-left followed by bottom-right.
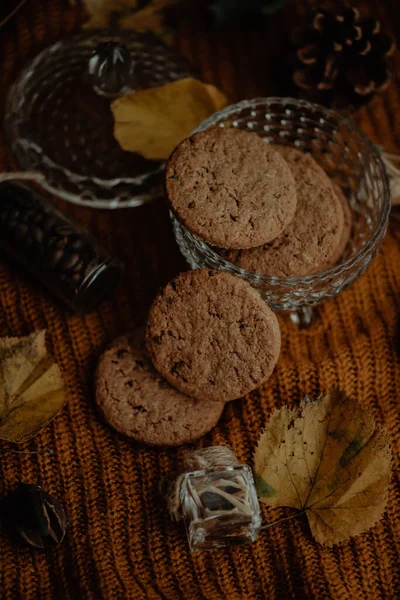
(2, 483), (68, 550)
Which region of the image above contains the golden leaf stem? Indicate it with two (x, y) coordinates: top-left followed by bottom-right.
(1, 397), (27, 423)
(0, 447), (52, 455)
(260, 510), (305, 531)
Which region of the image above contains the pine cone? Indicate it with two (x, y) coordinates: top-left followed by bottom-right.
(292, 4), (396, 111)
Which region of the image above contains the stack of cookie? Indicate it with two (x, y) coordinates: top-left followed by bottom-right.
(96, 269), (281, 446)
(165, 128), (352, 277)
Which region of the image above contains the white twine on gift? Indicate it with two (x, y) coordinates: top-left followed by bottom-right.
(165, 446), (239, 521)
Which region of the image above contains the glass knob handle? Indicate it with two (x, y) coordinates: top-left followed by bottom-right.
(88, 41), (135, 98)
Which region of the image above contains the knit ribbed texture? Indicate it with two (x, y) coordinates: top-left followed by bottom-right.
(0, 1), (399, 598)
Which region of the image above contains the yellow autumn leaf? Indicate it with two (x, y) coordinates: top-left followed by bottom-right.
(254, 389), (392, 546)
(0, 330), (66, 443)
(111, 77), (228, 160)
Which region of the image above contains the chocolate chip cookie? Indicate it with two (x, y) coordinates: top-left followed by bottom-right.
(95, 330), (225, 446)
(146, 269), (281, 403)
(222, 146), (344, 277)
(165, 128), (297, 249)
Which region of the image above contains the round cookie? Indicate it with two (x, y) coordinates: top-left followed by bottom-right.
(322, 186), (352, 270)
(222, 146), (344, 277)
(165, 128), (297, 249)
(146, 269), (281, 403)
(95, 330), (225, 446)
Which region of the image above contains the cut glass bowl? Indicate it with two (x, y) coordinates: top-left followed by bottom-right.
(171, 97), (391, 318)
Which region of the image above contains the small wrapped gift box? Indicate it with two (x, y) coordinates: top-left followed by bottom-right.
(167, 447), (261, 551)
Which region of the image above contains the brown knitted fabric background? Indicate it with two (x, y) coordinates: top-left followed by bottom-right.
(0, 0), (399, 598)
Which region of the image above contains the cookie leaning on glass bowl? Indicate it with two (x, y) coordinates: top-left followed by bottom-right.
(222, 146), (345, 277)
(165, 128), (297, 249)
(95, 330), (225, 446)
(146, 269), (281, 403)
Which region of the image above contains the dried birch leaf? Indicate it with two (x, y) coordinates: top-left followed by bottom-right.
(254, 389), (392, 546)
(112, 77), (228, 160)
(0, 331), (66, 443)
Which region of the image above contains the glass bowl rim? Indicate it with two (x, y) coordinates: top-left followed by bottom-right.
(184, 96), (391, 286)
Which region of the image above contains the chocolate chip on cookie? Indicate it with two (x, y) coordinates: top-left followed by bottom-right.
(95, 330), (225, 446)
(165, 128), (297, 249)
(146, 269), (281, 403)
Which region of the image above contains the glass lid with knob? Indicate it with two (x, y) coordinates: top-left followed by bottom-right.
(5, 30), (195, 209)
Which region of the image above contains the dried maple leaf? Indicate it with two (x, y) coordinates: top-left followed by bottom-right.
(111, 77), (228, 160)
(254, 389), (392, 546)
(0, 330), (66, 443)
